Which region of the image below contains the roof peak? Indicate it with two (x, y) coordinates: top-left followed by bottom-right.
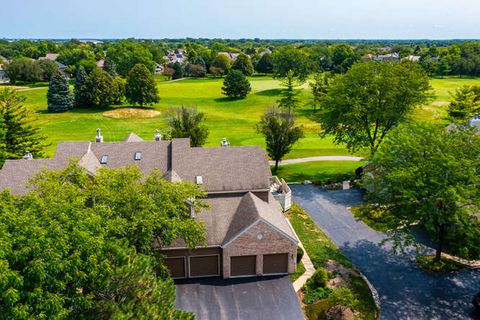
(122, 132), (144, 142)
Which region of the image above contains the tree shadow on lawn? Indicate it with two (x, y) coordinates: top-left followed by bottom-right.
(37, 105), (158, 115)
(254, 88), (282, 97)
(340, 239), (480, 320)
(213, 96), (246, 103)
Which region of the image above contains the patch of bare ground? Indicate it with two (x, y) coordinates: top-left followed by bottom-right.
(103, 108), (161, 119)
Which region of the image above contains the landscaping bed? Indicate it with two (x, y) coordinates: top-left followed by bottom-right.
(288, 204), (379, 320)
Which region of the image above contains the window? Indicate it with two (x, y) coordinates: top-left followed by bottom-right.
(134, 152), (142, 161)
(100, 155), (108, 164)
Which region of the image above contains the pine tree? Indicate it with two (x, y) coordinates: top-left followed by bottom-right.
(277, 70), (303, 114)
(47, 71), (74, 112)
(74, 66), (90, 107)
(221, 70), (251, 99)
(125, 64), (159, 107)
(0, 88), (46, 162)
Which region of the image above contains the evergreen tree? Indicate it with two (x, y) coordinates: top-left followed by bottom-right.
(232, 53), (254, 76)
(125, 64), (159, 107)
(255, 53), (274, 74)
(277, 70), (303, 114)
(221, 70), (251, 99)
(0, 88), (46, 163)
(74, 65), (90, 107)
(172, 62), (184, 80)
(47, 71), (74, 112)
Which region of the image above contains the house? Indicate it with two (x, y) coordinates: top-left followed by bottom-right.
(218, 52), (241, 61)
(96, 59), (105, 69)
(38, 53), (59, 61)
(0, 64), (9, 82)
(0, 130), (299, 279)
(402, 55), (421, 62)
(154, 63), (163, 74)
(372, 52), (400, 62)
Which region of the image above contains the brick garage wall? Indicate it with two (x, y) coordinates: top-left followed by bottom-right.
(223, 221), (297, 278)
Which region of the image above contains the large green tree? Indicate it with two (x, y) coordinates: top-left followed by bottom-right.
(257, 107), (304, 171)
(318, 61), (431, 155)
(331, 44), (359, 73)
(167, 105), (209, 147)
(0, 164), (206, 319)
(37, 59), (60, 81)
(84, 68), (115, 108)
(210, 54), (231, 77)
(0, 88), (46, 165)
(125, 63), (159, 107)
(366, 123), (480, 262)
(255, 53), (274, 74)
(232, 53), (254, 76)
(221, 70), (251, 99)
(4, 57), (42, 84)
(106, 41), (156, 76)
(47, 71), (74, 112)
(272, 46), (310, 81)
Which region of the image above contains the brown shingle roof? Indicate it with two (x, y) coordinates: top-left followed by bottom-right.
(122, 133), (144, 142)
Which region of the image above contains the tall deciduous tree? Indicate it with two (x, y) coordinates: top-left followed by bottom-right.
(366, 123), (480, 262)
(277, 70), (303, 114)
(257, 107), (304, 171)
(47, 70), (74, 112)
(74, 65), (90, 107)
(0, 164), (205, 319)
(172, 62), (184, 80)
(232, 53), (254, 76)
(318, 61), (431, 155)
(310, 72), (333, 112)
(125, 63), (159, 107)
(85, 67), (115, 108)
(272, 47), (310, 81)
(221, 70), (251, 99)
(167, 105), (209, 147)
(210, 54), (231, 77)
(0, 88), (46, 164)
(37, 59), (60, 81)
(4, 57), (42, 84)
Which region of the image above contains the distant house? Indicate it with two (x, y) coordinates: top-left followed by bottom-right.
(0, 132), (299, 279)
(218, 52), (242, 61)
(55, 61), (69, 79)
(402, 55), (421, 62)
(0, 64), (9, 82)
(154, 63), (163, 74)
(362, 53), (375, 62)
(259, 48), (272, 56)
(96, 59), (105, 69)
(469, 114), (480, 130)
(164, 51), (186, 64)
(38, 53), (59, 61)
(372, 53), (400, 62)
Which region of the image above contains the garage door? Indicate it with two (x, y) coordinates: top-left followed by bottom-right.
(189, 255), (220, 277)
(164, 257), (186, 278)
(263, 253), (288, 274)
(231, 255), (256, 277)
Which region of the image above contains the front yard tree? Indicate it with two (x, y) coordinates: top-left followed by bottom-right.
(47, 70), (74, 112)
(0, 88), (46, 164)
(74, 65), (90, 107)
(366, 122), (480, 262)
(318, 61), (431, 156)
(277, 70), (303, 114)
(167, 105), (209, 147)
(257, 107), (304, 171)
(126, 64), (159, 107)
(232, 53), (254, 76)
(222, 70), (251, 99)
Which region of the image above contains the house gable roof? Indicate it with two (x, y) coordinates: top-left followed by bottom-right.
(122, 132), (144, 142)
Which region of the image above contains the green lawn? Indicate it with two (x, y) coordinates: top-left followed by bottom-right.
(13, 75), (480, 158)
(273, 161), (365, 183)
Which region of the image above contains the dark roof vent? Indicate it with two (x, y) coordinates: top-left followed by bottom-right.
(154, 129), (161, 141)
(134, 152), (142, 161)
(100, 155), (108, 164)
(23, 151), (33, 160)
(95, 128), (103, 143)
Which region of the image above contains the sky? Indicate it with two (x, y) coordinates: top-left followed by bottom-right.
(1, 0), (479, 39)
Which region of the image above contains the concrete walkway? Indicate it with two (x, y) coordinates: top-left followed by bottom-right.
(293, 242), (316, 292)
(269, 156), (364, 166)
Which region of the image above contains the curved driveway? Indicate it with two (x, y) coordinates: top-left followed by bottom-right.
(290, 184), (480, 320)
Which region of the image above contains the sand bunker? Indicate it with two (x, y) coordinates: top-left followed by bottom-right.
(103, 108), (161, 119)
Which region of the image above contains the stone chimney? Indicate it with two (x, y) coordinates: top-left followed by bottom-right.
(95, 128), (103, 143)
(23, 151), (33, 160)
(154, 129), (161, 141)
(220, 138), (229, 147)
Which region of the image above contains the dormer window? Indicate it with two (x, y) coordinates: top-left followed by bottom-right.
(134, 152), (142, 161)
(100, 155), (108, 164)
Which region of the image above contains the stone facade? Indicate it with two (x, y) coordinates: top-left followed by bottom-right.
(222, 221), (297, 278)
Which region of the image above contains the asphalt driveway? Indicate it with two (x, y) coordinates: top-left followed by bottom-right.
(175, 276), (303, 320)
(291, 184), (480, 320)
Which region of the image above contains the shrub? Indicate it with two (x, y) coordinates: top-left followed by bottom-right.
(307, 267), (329, 289)
(303, 286), (332, 304)
(296, 246), (304, 263)
(329, 287), (359, 310)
